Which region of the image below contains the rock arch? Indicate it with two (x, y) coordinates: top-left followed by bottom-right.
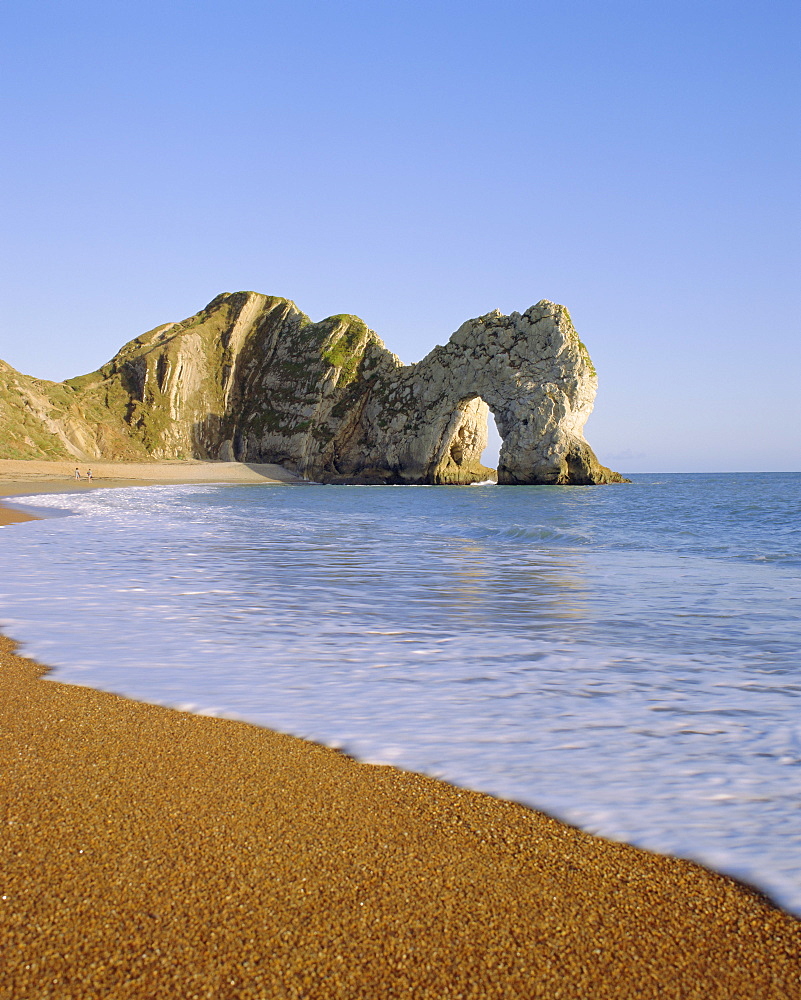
(325, 300), (625, 485)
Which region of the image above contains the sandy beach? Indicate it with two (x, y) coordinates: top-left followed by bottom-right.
(2, 465), (800, 998)
(0, 458), (300, 499)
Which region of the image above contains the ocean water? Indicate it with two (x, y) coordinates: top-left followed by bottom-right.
(2, 473), (801, 913)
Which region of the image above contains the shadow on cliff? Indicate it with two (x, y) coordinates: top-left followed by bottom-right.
(186, 413), (302, 482)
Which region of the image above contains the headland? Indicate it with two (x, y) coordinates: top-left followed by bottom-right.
(0, 292), (626, 485)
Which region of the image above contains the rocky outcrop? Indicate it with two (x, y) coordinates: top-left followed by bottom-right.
(0, 292), (626, 484)
(327, 301), (624, 485)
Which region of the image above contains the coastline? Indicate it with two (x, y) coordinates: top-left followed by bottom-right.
(0, 457), (300, 524)
(0, 505), (40, 525)
(2, 464), (800, 996)
(2, 637), (800, 998)
(0, 457), (300, 498)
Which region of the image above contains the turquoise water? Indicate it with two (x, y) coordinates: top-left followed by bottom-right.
(2, 473), (801, 911)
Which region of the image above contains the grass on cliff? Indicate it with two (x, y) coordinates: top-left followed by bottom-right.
(321, 316), (370, 387)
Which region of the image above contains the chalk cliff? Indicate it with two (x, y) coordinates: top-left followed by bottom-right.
(0, 292), (626, 484)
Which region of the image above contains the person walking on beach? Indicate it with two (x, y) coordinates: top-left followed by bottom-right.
(86, 468), (93, 481)
(74, 468), (81, 480)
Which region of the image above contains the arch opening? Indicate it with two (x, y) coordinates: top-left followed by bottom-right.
(433, 395), (499, 485)
(480, 409), (502, 472)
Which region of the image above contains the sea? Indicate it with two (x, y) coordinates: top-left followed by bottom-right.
(2, 473), (800, 913)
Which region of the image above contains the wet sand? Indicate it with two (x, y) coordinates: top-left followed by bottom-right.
(2, 473), (801, 997)
(0, 505), (40, 525)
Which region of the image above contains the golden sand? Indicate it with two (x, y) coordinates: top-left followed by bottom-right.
(1, 636), (800, 999)
(1, 467), (800, 997)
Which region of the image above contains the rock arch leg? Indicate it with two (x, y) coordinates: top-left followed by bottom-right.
(432, 396), (497, 484)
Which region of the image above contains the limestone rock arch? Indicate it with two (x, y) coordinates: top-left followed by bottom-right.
(327, 300), (625, 485)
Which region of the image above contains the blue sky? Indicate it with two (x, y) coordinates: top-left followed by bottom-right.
(1, 0), (798, 471)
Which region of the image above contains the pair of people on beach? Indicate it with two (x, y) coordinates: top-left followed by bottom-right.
(74, 468), (93, 481)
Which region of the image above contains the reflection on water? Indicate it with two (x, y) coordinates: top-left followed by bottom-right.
(1, 474), (801, 913)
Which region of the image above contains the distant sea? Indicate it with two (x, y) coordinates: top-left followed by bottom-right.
(3, 474), (801, 913)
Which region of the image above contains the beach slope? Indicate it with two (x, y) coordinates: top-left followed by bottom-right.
(1, 635), (800, 999)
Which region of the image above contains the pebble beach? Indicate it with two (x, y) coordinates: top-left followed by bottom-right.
(2, 463), (801, 999)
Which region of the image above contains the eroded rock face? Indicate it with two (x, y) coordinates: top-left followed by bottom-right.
(0, 292), (626, 484)
(334, 301), (625, 485)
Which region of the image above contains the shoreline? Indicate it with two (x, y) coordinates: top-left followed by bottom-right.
(0, 456), (301, 496)
(0, 458), (301, 523)
(2, 465), (800, 996)
(0, 505), (40, 525)
(1, 636), (800, 998)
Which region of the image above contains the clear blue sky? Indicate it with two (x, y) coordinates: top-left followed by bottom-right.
(1, 0), (798, 472)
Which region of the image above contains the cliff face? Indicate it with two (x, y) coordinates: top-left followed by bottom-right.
(0, 360), (149, 461)
(0, 292), (626, 484)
